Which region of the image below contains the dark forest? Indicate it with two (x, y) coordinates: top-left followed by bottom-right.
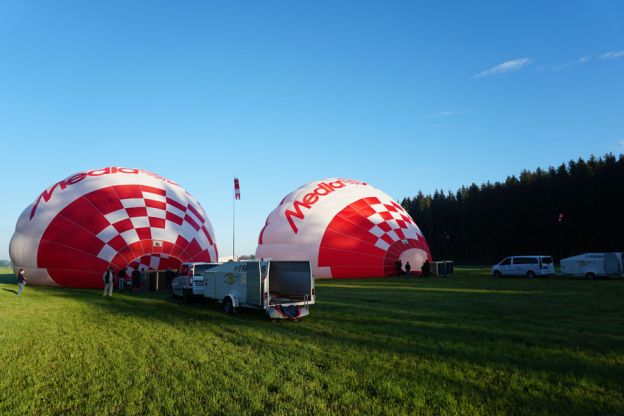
(402, 153), (624, 265)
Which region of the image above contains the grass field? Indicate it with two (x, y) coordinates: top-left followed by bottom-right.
(1, 266), (623, 415)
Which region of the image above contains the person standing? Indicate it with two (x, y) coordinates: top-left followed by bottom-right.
(117, 267), (127, 291)
(395, 260), (403, 276)
(132, 268), (140, 291)
(405, 261), (411, 276)
(165, 268), (175, 293)
(16, 269), (27, 296)
(140, 267), (148, 292)
(102, 266), (114, 297)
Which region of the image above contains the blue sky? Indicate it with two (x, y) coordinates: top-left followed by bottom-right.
(1, 1), (623, 260)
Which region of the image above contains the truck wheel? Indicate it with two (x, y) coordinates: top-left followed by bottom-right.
(586, 272), (597, 280)
(223, 297), (235, 314)
(182, 289), (191, 303)
(526, 271), (535, 278)
(493, 270), (501, 278)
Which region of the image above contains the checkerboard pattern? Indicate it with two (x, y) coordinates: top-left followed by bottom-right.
(127, 254), (179, 276)
(364, 198), (422, 251)
(93, 184), (217, 266)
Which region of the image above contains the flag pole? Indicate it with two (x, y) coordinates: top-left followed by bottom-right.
(233, 177), (241, 261)
(233, 176), (236, 261)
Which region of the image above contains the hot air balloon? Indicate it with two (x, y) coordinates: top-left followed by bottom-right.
(256, 178), (431, 278)
(9, 167), (218, 288)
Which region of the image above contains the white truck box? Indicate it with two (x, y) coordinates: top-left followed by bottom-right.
(560, 253), (623, 278)
(203, 260), (315, 319)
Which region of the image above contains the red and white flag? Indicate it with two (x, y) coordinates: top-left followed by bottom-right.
(234, 177), (240, 200)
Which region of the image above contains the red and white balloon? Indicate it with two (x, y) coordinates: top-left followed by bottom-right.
(256, 178), (431, 278)
(10, 167), (218, 288)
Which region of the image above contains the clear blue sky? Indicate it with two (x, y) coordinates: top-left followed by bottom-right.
(1, 1), (623, 260)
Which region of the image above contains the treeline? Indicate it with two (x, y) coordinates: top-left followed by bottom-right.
(402, 153), (624, 265)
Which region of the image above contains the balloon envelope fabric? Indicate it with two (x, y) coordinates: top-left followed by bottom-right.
(10, 167), (218, 288)
(256, 178), (431, 278)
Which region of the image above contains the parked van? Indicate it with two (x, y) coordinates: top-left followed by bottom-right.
(171, 262), (220, 300)
(561, 253), (623, 279)
(491, 256), (554, 278)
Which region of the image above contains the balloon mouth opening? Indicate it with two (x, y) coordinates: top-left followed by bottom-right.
(122, 254), (183, 276)
(399, 248), (428, 273)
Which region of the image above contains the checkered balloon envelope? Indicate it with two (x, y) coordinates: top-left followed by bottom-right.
(256, 178), (431, 278)
(9, 167), (218, 288)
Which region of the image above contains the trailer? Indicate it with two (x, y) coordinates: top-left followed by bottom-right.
(560, 253), (623, 278)
(202, 260), (315, 320)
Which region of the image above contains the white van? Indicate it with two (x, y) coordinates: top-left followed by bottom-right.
(171, 262), (220, 300)
(491, 256), (554, 278)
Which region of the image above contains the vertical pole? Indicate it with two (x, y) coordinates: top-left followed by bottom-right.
(233, 176), (236, 261)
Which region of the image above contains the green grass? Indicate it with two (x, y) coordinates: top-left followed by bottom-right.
(1, 267), (623, 415)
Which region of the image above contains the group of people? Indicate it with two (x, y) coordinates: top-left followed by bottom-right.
(102, 266), (149, 297)
(395, 260), (412, 276)
(13, 266), (178, 298)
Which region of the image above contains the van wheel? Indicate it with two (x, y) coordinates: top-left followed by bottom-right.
(223, 297), (235, 314)
(493, 270), (501, 278)
(586, 272), (597, 280)
(526, 271), (535, 278)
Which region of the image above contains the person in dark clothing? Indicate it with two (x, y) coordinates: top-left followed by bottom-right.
(16, 269), (27, 296)
(102, 265), (114, 297)
(132, 268), (140, 291)
(165, 269), (175, 292)
(395, 260), (403, 276)
(140, 267), (148, 291)
(422, 261), (431, 277)
(405, 261), (411, 276)
(117, 267), (127, 290)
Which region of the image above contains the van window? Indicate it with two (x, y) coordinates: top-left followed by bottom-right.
(500, 258), (511, 266)
(541, 257), (553, 264)
(514, 257), (538, 265)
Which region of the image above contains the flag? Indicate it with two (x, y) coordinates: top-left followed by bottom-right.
(234, 177), (240, 200)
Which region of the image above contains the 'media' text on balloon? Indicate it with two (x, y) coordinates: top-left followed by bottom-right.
(29, 167), (180, 220)
(284, 179), (367, 233)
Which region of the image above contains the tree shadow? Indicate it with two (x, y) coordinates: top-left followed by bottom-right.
(0, 273), (16, 284)
(5, 273), (623, 412)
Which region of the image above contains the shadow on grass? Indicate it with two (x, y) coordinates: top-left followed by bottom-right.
(3, 272), (623, 402)
(0, 273), (16, 284)
(2, 288), (18, 294)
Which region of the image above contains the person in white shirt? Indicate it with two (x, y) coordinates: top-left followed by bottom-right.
(102, 265), (114, 297)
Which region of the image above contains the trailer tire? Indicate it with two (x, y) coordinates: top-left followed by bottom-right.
(493, 270), (501, 278)
(586, 272), (597, 280)
(223, 297), (235, 314)
(526, 270), (535, 278)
